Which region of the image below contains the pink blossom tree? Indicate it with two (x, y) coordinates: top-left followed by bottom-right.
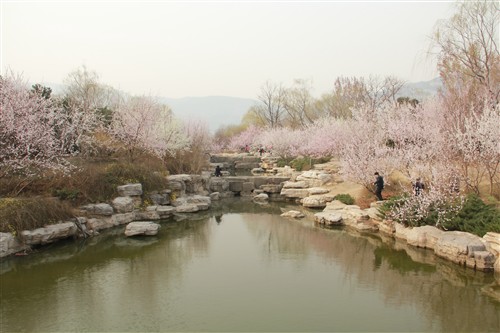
(110, 95), (189, 162)
(227, 125), (262, 152)
(339, 105), (394, 193)
(0, 74), (69, 179)
(255, 127), (305, 158)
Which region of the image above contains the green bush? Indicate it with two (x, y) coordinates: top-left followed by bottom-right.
(276, 157), (294, 168)
(378, 193), (500, 236)
(442, 194), (500, 237)
(334, 193), (355, 205)
(53, 188), (80, 202)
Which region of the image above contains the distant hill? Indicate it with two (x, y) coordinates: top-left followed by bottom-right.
(159, 96), (257, 133)
(37, 78), (442, 132)
(398, 77), (442, 101)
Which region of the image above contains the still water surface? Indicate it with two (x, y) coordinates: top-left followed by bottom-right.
(1, 199), (499, 332)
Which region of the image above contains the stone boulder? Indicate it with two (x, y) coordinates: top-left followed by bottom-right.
(260, 184), (282, 193)
(281, 210), (305, 218)
(296, 170), (332, 187)
(112, 212), (136, 225)
(253, 193), (269, 203)
(280, 188), (310, 199)
(405, 225), (444, 250)
(117, 183), (143, 197)
(149, 190), (171, 206)
(20, 222), (78, 246)
(175, 204), (200, 213)
(323, 200), (348, 211)
(307, 187), (330, 195)
(301, 195), (335, 208)
(434, 231), (492, 270)
(314, 212), (343, 226)
(112, 197), (135, 213)
(124, 222), (160, 237)
(80, 203), (113, 216)
(87, 217), (117, 231)
(0, 232), (30, 257)
(282, 181), (308, 189)
(483, 232), (500, 257)
(210, 192), (221, 201)
(209, 178), (229, 193)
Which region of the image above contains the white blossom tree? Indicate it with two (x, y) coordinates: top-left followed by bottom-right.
(0, 74), (69, 179)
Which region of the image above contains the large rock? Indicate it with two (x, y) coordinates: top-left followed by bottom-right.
(280, 188), (310, 199)
(483, 232), (500, 256)
(124, 222), (160, 237)
(434, 231), (490, 269)
(302, 195), (335, 208)
(134, 210), (161, 221)
(307, 187), (330, 195)
(87, 217), (117, 231)
(209, 178), (229, 193)
(175, 204), (200, 213)
(80, 203), (113, 216)
(296, 170), (332, 187)
(314, 212), (343, 226)
(253, 193), (269, 203)
(117, 183), (143, 197)
(323, 200), (348, 211)
(112, 212), (136, 225)
(20, 222), (78, 246)
(282, 181), (308, 189)
(260, 184), (282, 193)
(156, 205), (175, 218)
(112, 197), (135, 213)
(0, 232), (30, 257)
(149, 190), (171, 205)
(406, 225), (444, 250)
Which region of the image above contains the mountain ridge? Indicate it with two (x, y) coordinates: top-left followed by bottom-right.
(36, 78), (442, 132)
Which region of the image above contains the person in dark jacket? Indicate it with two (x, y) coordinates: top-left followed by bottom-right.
(374, 172), (384, 201)
(413, 177), (425, 196)
(215, 165), (222, 177)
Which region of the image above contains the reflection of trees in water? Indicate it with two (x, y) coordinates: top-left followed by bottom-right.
(0, 217), (214, 332)
(373, 244), (436, 274)
(1, 198), (499, 332)
(243, 213), (500, 331)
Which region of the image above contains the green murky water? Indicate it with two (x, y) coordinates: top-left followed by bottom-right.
(1, 199), (499, 332)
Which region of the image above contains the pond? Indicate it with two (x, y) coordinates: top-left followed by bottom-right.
(1, 199), (499, 332)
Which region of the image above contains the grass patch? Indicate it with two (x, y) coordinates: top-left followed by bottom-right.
(0, 197), (75, 235)
(334, 193), (355, 205)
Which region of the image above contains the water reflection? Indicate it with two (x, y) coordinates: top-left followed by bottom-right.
(1, 198), (499, 332)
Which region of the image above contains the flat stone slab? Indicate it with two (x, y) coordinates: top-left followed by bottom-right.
(117, 183), (143, 196)
(124, 222), (160, 237)
(20, 222), (78, 245)
(281, 210), (305, 218)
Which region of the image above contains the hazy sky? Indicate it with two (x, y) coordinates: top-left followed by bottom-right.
(1, 0), (455, 99)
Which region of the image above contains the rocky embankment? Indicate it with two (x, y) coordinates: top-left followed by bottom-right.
(1, 154), (499, 279)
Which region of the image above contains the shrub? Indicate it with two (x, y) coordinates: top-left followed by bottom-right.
(442, 194), (500, 237)
(0, 197), (75, 235)
(334, 193), (355, 205)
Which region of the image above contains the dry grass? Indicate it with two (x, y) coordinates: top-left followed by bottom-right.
(0, 197), (76, 235)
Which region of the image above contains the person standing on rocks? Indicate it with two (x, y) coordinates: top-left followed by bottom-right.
(215, 165), (222, 177)
(374, 172), (384, 201)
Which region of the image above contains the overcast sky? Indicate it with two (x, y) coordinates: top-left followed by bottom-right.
(1, 0), (454, 99)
